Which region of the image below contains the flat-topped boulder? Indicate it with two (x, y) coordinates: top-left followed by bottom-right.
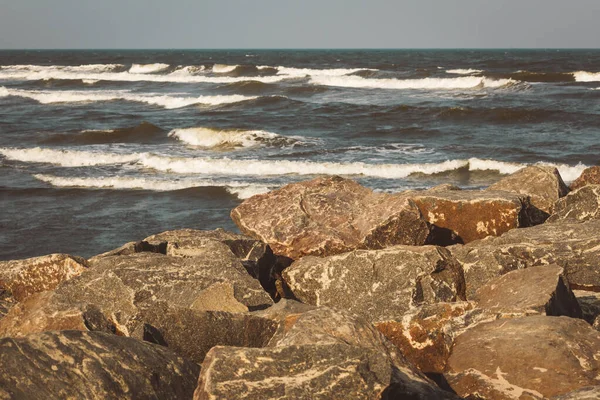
(0, 330), (200, 399)
(487, 165), (569, 223)
(0, 253), (88, 301)
(446, 316), (600, 399)
(403, 187), (534, 245)
(449, 219), (600, 298)
(282, 245), (465, 323)
(1, 252), (272, 338)
(231, 176), (431, 259)
(570, 166), (600, 190)
(548, 185), (600, 223)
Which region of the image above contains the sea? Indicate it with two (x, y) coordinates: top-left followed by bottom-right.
(1, 49), (599, 260)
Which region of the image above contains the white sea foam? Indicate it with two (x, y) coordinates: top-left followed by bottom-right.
(212, 64), (239, 73)
(309, 75), (514, 90)
(0, 147), (140, 166)
(446, 69), (484, 75)
(539, 162), (588, 183)
(32, 174), (270, 199)
(169, 65), (205, 76)
(276, 67), (375, 77)
(129, 63), (170, 74)
(168, 127), (296, 148)
(82, 79), (99, 85)
(1, 87), (258, 109)
(573, 71), (600, 82)
(0, 64), (124, 73)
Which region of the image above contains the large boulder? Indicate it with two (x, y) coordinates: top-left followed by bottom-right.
(446, 316), (600, 399)
(282, 245), (465, 323)
(0, 330), (200, 399)
(548, 185), (600, 223)
(449, 219), (600, 298)
(488, 165), (569, 223)
(570, 166), (600, 190)
(231, 176), (431, 259)
(404, 188), (534, 245)
(0, 253), (88, 301)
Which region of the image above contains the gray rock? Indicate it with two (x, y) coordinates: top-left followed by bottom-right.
(283, 245), (465, 323)
(488, 165), (569, 222)
(0, 330), (200, 400)
(570, 166), (600, 191)
(473, 264), (582, 318)
(446, 316), (600, 399)
(548, 185), (600, 223)
(231, 176), (431, 259)
(574, 290), (600, 326)
(449, 220), (600, 298)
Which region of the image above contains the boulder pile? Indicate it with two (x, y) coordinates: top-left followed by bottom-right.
(2, 165), (600, 399)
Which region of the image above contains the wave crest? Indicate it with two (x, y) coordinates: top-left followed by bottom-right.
(573, 71), (600, 82)
(129, 63), (170, 74)
(168, 127), (301, 149)
(309, 75), (515, 90)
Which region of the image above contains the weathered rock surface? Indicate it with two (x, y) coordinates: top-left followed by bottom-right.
(404, 188), (533, 245)
(570, 166), (600, 190)
(0, 330), (200, 400)
(551, 386), (600, 399)
(0, 289), (15, 319)
(134, 302), (278, 364)
(446, 316), (600, 399)
(231, 176), (431, 259)
(488, 165), (569, 222)
(1, 252), (272, 338)
(0, 253), (88, 301)
(283, 245), (465, 322)
(574, 290), (600, 326)
(473, 264), (582, 318)
(548, 185), (600, 223)
(450, 219), (600, 298)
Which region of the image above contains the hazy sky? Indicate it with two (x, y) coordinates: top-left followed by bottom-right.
(1, 0), (599, 49)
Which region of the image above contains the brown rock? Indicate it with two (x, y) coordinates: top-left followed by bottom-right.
(548, 185), (600, 223)
(574, 290), (600, 326)
(473, 264), (582, 318)
(231, 176), (430, 259)
(446, 316), (600, 398)
(488, 165), (569, 222)
(0, 289), (15, 319)
(570, 166), (600, 190)
(282, 245), (465, 323)
(551, 386), (600, 399)
(0, 253), (88, 301)
(0, 330), (200, 399)
(450, 220), (600, 298)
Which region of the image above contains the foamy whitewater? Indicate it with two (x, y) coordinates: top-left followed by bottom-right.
(1, 49), (598, 259)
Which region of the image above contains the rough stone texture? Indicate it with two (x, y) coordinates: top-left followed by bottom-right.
(0, 253), (88, 301)
(283, 245), (465, 323)
(0, 330), (200, 400)
(134, 302), (278, 364)
(473, 265), (583, 318)
(551, 386), (600, 399)
(231, 176), (431, 259)
(574, 290), (600, 326)
(404, 188), (533, 245)
(570, 166), (600, 190)
(548, 185), (600, 223)
(449, 220), (600, 298)
(0, 289), (15, 319)
(488, 165), (569, 222)
(1, 252), (271, 338)
(446, 316), (600, 399)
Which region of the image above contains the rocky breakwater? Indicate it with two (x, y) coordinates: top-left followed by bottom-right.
(3, 165), (600, 399)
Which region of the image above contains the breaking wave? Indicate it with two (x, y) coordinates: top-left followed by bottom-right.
(276, 67), (377, 77)
(129, 63), (170, 74)
(168, 127), (302, 149)
(0, 147), (141, 166)
(309, 75), (515, 90)
(573, 71), (600, 82)
(446, 69), (484, 75)
(212, 64), (239, 73)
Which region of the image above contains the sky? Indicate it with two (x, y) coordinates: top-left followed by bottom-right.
(1, 0), (599, 49)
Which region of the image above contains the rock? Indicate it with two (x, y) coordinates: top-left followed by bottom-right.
(551, 386), (600, 399)
(0, 253), (88, 301)
(488, 165), (569, 222)
(574, 290), (600, 326)
(449, 220), (600, 298)
(473, 265), (582, 318)
(231, 176), (431, 259)
(548, 185), (600, 223)
(405, 188), (534, 245)
(0, 330), (199, 399)
(446, 316), (600, 398)
(1, 252), (272, 338)
(570, 166), (600, 190)
(0, 289), (15, 319)
(283, 245), (465, 322)
(135, 302), (278, 364)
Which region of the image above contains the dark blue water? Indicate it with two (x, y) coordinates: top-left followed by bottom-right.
(1, 49), (599, 260)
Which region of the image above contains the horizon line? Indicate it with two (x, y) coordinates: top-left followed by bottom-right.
(1, 47), (600, 51)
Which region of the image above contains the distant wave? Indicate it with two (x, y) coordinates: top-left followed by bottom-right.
(0, 147), (141, 166)
(1, 64), (125, 73)
(212, 64), (239, 73)
(446, 69), (484, 75)
(32, 174), (270, 199)
(276, 67), (377, 77)
(129, 63), (170, 74)
(309, 75), (515, 90)
(41, 122), (164, 145)
(573, 71), (600, 82)
(0, 87), (259, 109)
(168, 127), (303, 149)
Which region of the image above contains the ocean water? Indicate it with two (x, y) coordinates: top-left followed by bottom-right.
(1, 49), (599, 260)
